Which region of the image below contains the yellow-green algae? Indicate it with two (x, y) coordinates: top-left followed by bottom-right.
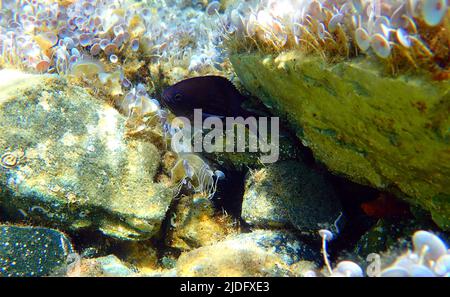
(231, 51), (450, 230)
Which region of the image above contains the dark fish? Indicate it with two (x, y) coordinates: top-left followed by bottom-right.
(162, 76), (253, 119)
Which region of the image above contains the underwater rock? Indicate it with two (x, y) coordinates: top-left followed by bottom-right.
(231, 52), (450, 230)
(242, 160), (343, 233)
(207, 129), (301, 170)
(0, 225), (73, 277)
(0, 70), (173, 240)
(176, 230), (318, 277)
(349, 228), (449, 277)
(137, 267), (178, 276)
(166, 195), (237, 251)
(353, 215), (441, 261)
(69, 254), (136, 277)
(113, 240), (161, 275)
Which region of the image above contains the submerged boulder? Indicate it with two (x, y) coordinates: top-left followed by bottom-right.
(176, 230), (318, 277)
(231, 52), (450, 230)
(0, 70), (173, 240)
(67, 254), (137, 277)
(242, 160), (343, 233)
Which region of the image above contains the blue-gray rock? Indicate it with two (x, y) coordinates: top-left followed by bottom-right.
(0, 225), (73, 277)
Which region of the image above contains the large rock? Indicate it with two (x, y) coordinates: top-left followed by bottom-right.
(0, 225), (73, 277)
(0, 70), (173, 240)
(242, 160), (343, 233)
(354, 216), (440, 260)
(207, 129), (301, 170)
(231, 52), (450, 230)
(176, 230), (318, 277)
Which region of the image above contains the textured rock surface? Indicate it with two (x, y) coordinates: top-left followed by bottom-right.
(207, 129), (301, 170)
(354, 216), (440, 258)
(167, 195), (237, 250)
(176, 230), (318, 277)
(242, 160), (343, 233)
(231, 52), (450, 230)
(0, 225), (73, 277)
(69, 254), (136, 277)
(0, 70), (173, 240)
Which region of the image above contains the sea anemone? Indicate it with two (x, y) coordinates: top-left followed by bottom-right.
(171, 153), (225, 199)
(222, 0), (450, 77)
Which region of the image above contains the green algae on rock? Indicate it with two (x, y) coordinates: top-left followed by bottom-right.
(0, 70), (173, 240)
(0, 225), (73, 277)
(231, 52), (450, 230)
(242, 160), (343, 233)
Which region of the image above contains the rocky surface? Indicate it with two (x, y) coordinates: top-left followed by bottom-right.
(175, 230), (318, 277)
(0, 70), (173, 240)
(67, 254), (137, 277)
(0, 225), (73, 277)
(242, 160), (343, 233)
(207, 129), (301, 170)
(231, 52), (450, 230)
(166, 195), (237, 251)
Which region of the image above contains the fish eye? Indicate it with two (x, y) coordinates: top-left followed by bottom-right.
(174, 93), (182, 101)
